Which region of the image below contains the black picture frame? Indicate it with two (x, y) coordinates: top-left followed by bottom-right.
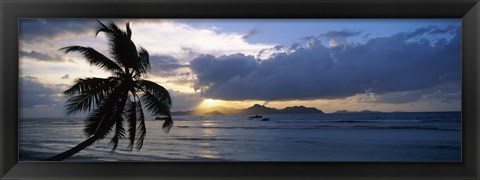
(1, 0), (479, 179)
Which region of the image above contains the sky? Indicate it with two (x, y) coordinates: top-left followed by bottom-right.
(18, 19), (461, 118)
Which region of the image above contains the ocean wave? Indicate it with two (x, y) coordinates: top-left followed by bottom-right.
(176, 125), (238, 129)
(434, 145), (461, 149)
(174, 137), (233, 141)
(352, 125), (460, 131)
(177, 126), (322, 129)
(175, 124), (459, 131)
(276, 119), (427, 123)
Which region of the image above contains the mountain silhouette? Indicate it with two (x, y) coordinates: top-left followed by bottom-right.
(172, 104), (324, 115)
(244, 104), (278, 114)
(204, 111), (225, 115)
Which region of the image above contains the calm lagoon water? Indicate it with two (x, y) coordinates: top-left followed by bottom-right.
(19, 112), (461, 161)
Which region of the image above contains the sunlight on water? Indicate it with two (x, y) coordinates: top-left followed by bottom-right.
(199, 149), (220, 159)
(202, 121), (218, 127)
(202, 129), (217, 137)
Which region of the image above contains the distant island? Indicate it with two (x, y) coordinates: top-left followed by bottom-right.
(172, 104), (324, 116)
(333, 110), (383, 114)
(170, 104), (425, 116)
(203, 111), (225, 115)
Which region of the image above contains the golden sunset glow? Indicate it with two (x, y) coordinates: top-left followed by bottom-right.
(199, 99), (221, 108)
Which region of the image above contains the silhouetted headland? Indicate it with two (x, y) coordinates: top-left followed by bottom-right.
(172, 104), (324, 116)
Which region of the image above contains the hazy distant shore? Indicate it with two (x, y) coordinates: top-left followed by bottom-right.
(170, 103), (460, 116)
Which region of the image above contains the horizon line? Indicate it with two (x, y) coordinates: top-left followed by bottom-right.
(20, 110), (462, 119)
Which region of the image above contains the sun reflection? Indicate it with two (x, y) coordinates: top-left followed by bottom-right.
(198, 121), (220, 159)
(202, 128), (217, 136)
(201, 120), (218, 136)
(199, 150), (220, 159)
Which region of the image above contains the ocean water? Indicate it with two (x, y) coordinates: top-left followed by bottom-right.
(19, 112), (461, 161)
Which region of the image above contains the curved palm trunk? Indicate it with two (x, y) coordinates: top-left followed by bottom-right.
(45, 135), (100, 161)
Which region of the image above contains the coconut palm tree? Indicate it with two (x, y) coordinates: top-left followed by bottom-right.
(46, 21), (173, 161)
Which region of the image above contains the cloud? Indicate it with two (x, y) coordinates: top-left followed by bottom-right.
(190, 54), (258, 92)
(19, 19), (137, 41)
(20, 19), (276, 71)
(428, 25), (458, 35)
(256, 45), (288, 60)
(320, 30), (362, 39)
(319, 30), (362, 47)
(242, 27), (261, 40)
(129, 21), (274, 63)
(19, 76), (67, 108)
(19, 50), (61, 62)
(354, 81), (460, 104)
(149, 55), (190, 77)
(19, 19), (98, 42)
(399, 25), (459, 43)
(404, 26), (435, 39)
(190, 26), (461, 102)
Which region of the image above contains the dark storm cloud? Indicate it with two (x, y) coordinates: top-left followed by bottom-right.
(150, 55), (189, 77)
(289, 42), (301, 50)
(19, 76), (66, 108)
(256, 45), (286, 59)
(319, 30), (363, 46)
(19, 19), (135, 42)
(190, 26), (461, 102)
(190, 53), (258, 92)
(359, 82), (461, 104)
(319, 30), (362, 39)
(19, 50), (61, 62)
(19, 19), (97, 41)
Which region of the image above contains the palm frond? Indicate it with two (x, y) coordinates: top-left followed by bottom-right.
(96, 20), (113, 36)
(110, 113), (126, 151)
(132, 47), (151, 77)
(64, 77), (120, 115)
(138, 80), (173, 132)
(95, 21), (137, 69)
(138, 80), (172, 108)
(162, 116), (173, 133)
(138, 81), (171, 115)
(60, 46), (123, 73)
(64, 77), (118, 96)
(84, 112), (115, 139)
(84, 83), (128, 139)
(126, 22), (132, 39)
(135, 100), (146, 150)
(84, 96), (117, 139)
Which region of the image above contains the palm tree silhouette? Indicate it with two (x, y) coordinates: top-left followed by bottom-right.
(46, 21), (173, 161)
